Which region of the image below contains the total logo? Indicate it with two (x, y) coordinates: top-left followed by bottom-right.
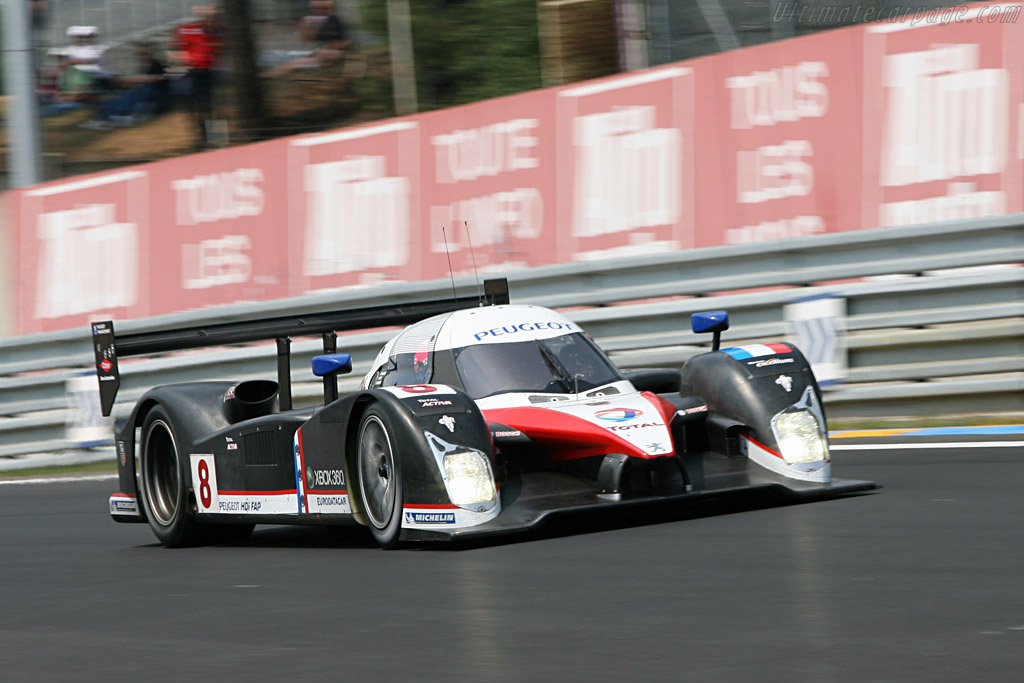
(595, 408), (643, 422)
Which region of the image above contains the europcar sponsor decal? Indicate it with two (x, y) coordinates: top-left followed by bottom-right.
(306, 492), (350, 514)
(401, 503), (500, 530)
(721, 343), (792, 360)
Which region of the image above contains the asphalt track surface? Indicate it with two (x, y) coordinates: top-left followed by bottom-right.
(2, 439), (1023, 682)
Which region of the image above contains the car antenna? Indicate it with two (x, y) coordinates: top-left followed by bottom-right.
(463, 221), (484, 305)
(441, 225), (458, 303)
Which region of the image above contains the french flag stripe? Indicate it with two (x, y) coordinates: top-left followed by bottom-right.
(723, 343), (792, 359)
(742, 344), (777, 357)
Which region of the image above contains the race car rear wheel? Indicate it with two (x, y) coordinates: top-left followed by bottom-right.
(357, 406), (403, 548)
(139, 406), (204, 547)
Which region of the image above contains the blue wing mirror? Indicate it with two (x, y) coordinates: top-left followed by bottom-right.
(312, 353), (352, 377)
(312, 352), (352, 405)
(691, 311), (729, 351)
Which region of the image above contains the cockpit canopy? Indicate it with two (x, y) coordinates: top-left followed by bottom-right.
(364, 305), (624, 399)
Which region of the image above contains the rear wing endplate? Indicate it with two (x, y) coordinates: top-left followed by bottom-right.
(91, 278), (511, 417)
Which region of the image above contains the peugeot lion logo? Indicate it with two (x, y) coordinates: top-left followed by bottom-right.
(775, 375), (793, 392)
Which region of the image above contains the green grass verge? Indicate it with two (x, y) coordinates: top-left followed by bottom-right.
(0, 460), (117, 479)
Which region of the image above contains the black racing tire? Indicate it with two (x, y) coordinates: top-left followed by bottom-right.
(356, 405), (403, 549)
(138, 405), (205, 547)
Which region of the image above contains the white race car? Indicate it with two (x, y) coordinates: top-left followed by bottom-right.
(97, 278), (873, 547)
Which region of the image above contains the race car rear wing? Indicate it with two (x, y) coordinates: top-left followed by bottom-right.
(91, 278), (511, 417)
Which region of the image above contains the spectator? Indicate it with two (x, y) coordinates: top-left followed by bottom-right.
(263, 0), (350, 78)
(63, 26), (112, 89)
(171, 5), (223, 148)
(37, 53), (91, 117)
(79, 42), (170, 129)
(38, 27), (110, 117)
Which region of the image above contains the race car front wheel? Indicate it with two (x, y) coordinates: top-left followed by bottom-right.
(139, 406), (205, 547)
(357, 405), (403, 548)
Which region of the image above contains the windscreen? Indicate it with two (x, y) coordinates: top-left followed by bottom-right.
(453, 333), (623, 399)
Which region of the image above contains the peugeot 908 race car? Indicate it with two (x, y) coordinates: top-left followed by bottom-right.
(96, 278), (873, 548)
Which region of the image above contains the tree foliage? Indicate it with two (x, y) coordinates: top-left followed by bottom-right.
(360, 0), (542, 112)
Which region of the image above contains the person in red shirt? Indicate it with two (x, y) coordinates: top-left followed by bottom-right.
(171, 5), (223, 148)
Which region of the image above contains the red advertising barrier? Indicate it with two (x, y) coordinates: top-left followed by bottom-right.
(417, 92), (557, 279)
(701, 30), (864, 244)
(10, 1), (1023, 334)
(151, 139), (290, 310)
(862, 4), (1024, 228)
(285, 119), (421, 293)
(555, 65), (696, 261)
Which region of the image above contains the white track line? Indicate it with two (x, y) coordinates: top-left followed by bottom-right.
(832, 441), (1023, 451)
(0, 474), (118, 486)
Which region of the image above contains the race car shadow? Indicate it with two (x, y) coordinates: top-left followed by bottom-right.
(194, 489), (874, 551)
(242, 524), (379, 549)
(434, 488), (876, 552)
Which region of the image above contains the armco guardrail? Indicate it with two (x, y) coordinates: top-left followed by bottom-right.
(1, 215), (1021, 461)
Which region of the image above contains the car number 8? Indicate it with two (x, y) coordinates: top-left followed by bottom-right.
(197, 459), (212, 508)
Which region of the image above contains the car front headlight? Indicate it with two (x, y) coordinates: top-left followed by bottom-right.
(443, 450), (497, 507)
(771, 410), (828, 464)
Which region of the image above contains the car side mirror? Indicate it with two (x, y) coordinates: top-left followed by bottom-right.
(312, 353), (352, 377)
(691, 311), (729, 351)
(312, 352), (352, 405)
